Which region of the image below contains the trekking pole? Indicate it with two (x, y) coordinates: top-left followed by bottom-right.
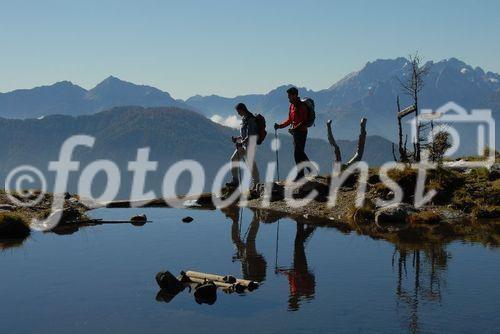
(273, 128), (281, 274)
(274, 218), (280, 274)
(236, 143), (243, 196)
(274, 128), (280, 181)
(239, 204), (243, 235)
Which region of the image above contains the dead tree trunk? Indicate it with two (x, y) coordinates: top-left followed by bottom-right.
(396, 101), (417, 162)
(396, 96), (408, 162)
(398, 53), (429, 162)
(346, 118), (367, 166)
(326, 118), (367, 167)
(414, 88), (421, 162)
(326, 120), (342, 163)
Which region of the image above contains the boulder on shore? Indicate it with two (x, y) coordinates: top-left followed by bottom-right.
(289, 178), (329, 201)
(489, 163), (500, 180)
(375, 203), (418, 228)
(261, 182), (284, 202)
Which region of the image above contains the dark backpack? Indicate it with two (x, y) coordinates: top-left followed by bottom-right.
(254, 114), (267, 145)
(302, 98), (316, 127)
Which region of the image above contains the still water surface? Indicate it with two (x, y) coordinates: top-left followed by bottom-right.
(1, 207), (499, 333)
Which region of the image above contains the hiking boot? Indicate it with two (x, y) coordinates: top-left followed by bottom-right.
(250, 182), (261, 191)
(248, 183), (261, 199)
(225, 180), (239, 188)
(293, 173), (305, 182)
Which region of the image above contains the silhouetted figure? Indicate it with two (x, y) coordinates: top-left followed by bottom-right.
(226, 103), (260, 189)
(278, 222), (316, 311)
(274, 87), (311, 180)
(224, 207), (267, 283)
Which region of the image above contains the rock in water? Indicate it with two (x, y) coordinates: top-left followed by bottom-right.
(182, 216), (194, 223)
(61, 207), (82, 223)
(194, 281), (217, 305)
(155, 271), (185, 303)
(156, 271), (184, 291)
(156, 289), (180, 304)
(130, 214), (147, 226)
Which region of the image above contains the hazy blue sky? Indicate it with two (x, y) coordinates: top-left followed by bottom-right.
(1, 0), (499, 99)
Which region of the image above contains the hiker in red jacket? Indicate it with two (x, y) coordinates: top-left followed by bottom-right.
(274, 87), (310, 180)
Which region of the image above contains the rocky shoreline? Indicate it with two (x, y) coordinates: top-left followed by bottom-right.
(1, 165), (499, 247)
(241, 171), (499, 247)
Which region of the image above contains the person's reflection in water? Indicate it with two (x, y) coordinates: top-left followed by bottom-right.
(278, 222), (316, 311)
(224, 207), (267, 283)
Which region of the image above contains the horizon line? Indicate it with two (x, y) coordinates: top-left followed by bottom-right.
(1, 56), (497, 100)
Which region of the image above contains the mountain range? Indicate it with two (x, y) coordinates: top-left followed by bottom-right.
(1, 57), (498, 152)
(187, 57), (500, 149)
(0, 76), (187, 119)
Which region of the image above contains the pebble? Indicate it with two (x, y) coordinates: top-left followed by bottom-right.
(182, 216), (194, 223)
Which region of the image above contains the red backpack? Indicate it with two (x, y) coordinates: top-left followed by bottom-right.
(254, 114), (267, 145)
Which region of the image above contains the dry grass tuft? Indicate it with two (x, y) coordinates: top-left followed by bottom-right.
(408, 210), (442, 225)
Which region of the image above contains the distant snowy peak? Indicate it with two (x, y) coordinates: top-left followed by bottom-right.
(428, 58), (500, 87)
(327, 57), (500, 96)
(327, 57), (409, 91)
(486, 71), (500, 87)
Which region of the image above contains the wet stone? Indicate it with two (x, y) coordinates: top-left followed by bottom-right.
(182, 216), (194, 223)
(130, 214), (147, 222)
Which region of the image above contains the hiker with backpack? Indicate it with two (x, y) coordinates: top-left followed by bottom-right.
(226, 103), (263, 189)
(274, 87), (315, 180)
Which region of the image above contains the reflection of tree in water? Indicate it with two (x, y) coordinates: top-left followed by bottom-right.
(393, 243), (450, 334)
(278, 222), (317, 312)
(223, 207), (267, 282)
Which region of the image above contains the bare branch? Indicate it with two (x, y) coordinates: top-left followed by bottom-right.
(398, 104), (417, 119)
(326, 120), (342, 163)
(346, 118), (367, 166)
